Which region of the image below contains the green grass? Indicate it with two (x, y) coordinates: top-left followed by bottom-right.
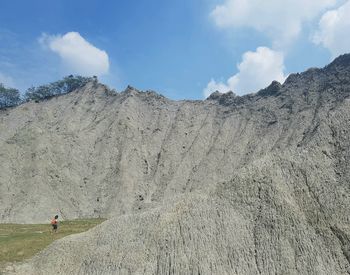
(0, 218), (105, 266)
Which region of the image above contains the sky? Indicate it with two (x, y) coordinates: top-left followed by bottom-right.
(0, 0), (350, 100)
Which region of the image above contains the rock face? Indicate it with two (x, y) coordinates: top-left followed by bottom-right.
(2, 54), (350, 274)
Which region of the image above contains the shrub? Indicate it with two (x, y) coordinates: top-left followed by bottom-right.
(0, 83), (21, 109)
(24, 75), (94, 102)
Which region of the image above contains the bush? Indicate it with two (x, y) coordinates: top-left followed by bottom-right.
(24, 75), (94, 102)
(0, 83), (21, 109)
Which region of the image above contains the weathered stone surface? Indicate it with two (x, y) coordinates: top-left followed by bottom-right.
(1, 55), (350, 274)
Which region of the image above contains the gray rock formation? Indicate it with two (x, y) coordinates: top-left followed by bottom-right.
(2, 54), (350, 274)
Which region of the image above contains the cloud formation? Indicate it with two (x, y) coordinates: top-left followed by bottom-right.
(313, 0), (350, 57)
(203, 47), (286, 98)
(40, 32), (109, 76)
(211, 0), (337, 46)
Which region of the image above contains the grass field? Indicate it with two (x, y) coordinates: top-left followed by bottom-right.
(0, 218), (105, 267)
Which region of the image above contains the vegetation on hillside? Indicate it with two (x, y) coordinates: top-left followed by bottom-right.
(24, 75), (95, 102)
(0, 84), (21, 109)
(0, 218), (105, 267)
(0, 75), (95, 109)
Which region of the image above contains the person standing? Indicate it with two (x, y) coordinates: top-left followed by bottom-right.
(51, 215), (59, 233)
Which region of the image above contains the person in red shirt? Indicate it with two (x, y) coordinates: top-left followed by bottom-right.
(51, 215), (59, 233)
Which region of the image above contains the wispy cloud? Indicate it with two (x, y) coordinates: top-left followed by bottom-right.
(39, 32), (110, 76)
(203, 47), (286, 97)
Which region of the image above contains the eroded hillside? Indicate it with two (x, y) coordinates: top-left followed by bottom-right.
(1, 55), (350, 274)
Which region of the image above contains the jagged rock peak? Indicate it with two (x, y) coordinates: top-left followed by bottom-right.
(325, 53), (350, 70)
(84, 81), (116, 97)
(121, 85), (166, 101)
(205, 91), (240, 107)
(283, 53), (350, 88)
(124, 85), (140, 93)
(119, 85), (143, 98)
(257, 80), (282, 97)
(206, 90), (236, 100)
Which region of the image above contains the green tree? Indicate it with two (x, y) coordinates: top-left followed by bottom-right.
(25, 85), (53, 101)
(24, 75), (93, 102)
(0, 83), (21, 109)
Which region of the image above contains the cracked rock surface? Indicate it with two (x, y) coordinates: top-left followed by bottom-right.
(2, 54), (350, 274)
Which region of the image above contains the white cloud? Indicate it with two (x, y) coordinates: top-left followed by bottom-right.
(40, 32), (109, 76)
(211, 0), (338, 46)
(203, 47), (286, 98)
(203, 79), (232, 98)
(313, 0), (350, 57)
(0, 72), (15, 87)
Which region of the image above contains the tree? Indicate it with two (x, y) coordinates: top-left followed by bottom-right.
(0, 83), (21, 109)
(25, 85), (53, 101)
(24, 75), (93, 102)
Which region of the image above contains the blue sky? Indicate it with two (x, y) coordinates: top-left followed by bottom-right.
(0, 0), (349, 99)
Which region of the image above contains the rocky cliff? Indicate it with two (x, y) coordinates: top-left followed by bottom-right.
(1, 54), (350, 274)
